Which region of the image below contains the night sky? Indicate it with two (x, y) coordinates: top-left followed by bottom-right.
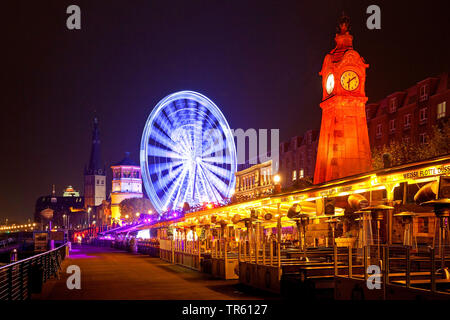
(2, 0), (449, 222)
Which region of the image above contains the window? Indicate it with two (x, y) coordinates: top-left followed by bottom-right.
(419, 133), (427, 144)
(419, 108), (428, 123)
(389, 98), (397, 113)
(437, 101), (446, 119)
(299, 169), (304, 178)
(389, 119), (396, 133)
(376, 124), (382, 137)
(292, 170), (297, 181)
(96, 179), (99, 185)
(403, 136), (410, 144)
(419, 85), (429, 102)
(404, 114), (411, 128)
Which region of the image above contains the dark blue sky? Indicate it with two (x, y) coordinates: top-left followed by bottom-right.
(2, 0), (449, 222)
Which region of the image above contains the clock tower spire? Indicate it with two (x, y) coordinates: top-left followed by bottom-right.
(313, 14), (372, 184)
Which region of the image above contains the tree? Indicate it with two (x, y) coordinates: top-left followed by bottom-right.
(119, 198), (154, 219)
(372, 120), (450, 169)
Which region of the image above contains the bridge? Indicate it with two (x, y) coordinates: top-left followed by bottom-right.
(32, 245), (277, 300)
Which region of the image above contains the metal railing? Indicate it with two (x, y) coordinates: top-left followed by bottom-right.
(0, 243), (67, 300)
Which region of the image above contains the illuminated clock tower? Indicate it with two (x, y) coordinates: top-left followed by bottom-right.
(314, 15), (372, 184)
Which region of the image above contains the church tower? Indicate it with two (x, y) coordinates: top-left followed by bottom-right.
(84, 116), (106, 208)
(314, 14), (372, 184)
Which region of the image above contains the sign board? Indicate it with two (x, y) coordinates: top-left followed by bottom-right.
(34, 232), (48, 252)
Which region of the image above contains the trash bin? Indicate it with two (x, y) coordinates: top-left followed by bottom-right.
(31, 264), (44, 294)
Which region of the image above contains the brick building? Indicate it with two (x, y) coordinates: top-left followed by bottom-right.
(279, 129), (319, 189)
(366, 73), (449, 150)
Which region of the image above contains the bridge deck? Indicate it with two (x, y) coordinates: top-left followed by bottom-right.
(33, 245), (277, 300)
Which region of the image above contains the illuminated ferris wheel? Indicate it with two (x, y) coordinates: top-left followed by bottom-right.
(140, 91), (237, 214)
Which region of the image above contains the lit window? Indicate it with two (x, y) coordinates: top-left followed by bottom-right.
(389, 119), (396, 133)
(376, 124), (382, 137)
(419, 108), (428, 123)
(419, 133), (427, 144)
(292, 170), (297, 181)
(299, 169), (304, 178)
(404, 114), (411, 128)
(437, 101), (446, 119)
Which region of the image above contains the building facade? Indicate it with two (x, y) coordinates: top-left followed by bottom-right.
(279, 129), (319, 189)
(84, 116), (106, 208)
(234, 160), (275, 202)
(110, 152), (143, 220)
(366, 73), (449, 149)
(34, 185), (86, 229)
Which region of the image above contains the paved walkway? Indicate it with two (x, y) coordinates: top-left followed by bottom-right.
(33, 245), (278, 300)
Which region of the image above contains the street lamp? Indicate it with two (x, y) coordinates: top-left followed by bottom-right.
(273, 174), (281, 193)
(273, 174), (280, 183)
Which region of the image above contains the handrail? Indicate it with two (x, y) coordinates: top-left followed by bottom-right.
(0, 242), (68, 300)
(0, 243), (68, 271)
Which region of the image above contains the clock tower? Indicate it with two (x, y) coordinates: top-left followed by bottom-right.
(314, 15), (372, 184)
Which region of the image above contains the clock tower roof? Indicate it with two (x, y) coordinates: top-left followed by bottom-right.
(329, 12), (354, 63)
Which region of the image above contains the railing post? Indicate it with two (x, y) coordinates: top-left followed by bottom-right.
(406, 246), (411, 288)
(262, 242), (266, 265)
(255, 236), (258, 265)
(19, 263), (24, 299)
(333, 244), (338, 276)
(244, 241), (247, 262)
(363, 246), (368, 282)
(270, 240), (273, 266)
(7, 266), (13, 300)
(385, 246), (390, 285)
(348, 244), (352, 278)
(277, 241), (281, 280)
(430, 247), (436, 292)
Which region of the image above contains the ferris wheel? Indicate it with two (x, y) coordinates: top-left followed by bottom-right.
(140, 91), (237, 214)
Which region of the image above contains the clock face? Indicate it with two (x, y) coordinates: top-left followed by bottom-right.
(340, 70), (360, 91)
(325, 74), (334, 94)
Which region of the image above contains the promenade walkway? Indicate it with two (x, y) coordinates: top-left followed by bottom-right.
(34, 245), (277, 300)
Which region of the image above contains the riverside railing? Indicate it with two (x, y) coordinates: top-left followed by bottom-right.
(0, 243), (68, 300)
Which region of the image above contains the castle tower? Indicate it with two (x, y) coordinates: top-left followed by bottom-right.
(110, 152), (143, 220)
(84, 116), (106, 207)
(314, 14), (372, 184)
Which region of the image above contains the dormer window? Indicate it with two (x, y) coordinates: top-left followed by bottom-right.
(389, 98), (397, 113)
(419, 85), (429, 102)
